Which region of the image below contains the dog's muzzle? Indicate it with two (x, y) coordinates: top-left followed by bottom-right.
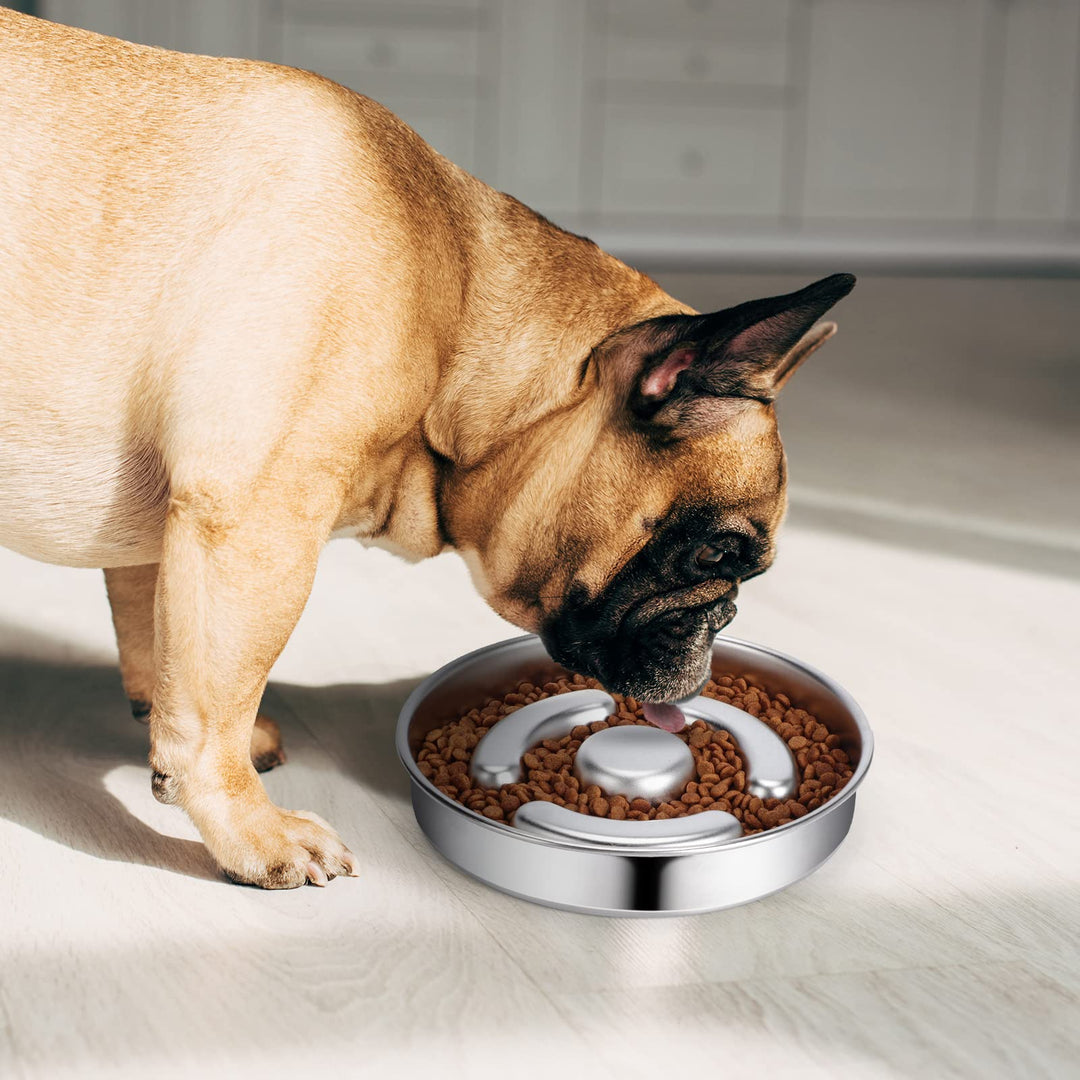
(541, 591), (737, 702)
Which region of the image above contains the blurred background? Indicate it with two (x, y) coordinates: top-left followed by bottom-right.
(9, 0), (1076, 576)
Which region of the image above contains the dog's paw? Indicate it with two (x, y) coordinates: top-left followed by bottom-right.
(219, 808), (360, 890)
(250, 713), (287, 773)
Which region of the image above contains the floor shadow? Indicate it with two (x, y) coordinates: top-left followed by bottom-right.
(261, 674), (423, 806)
(0, 652), (218, 881)
(0, 648), (422, 883)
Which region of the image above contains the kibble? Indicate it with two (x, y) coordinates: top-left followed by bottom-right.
(414, 671), (854, 836)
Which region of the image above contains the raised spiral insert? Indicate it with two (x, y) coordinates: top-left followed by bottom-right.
(573, 724), (696, 803)
(466, 688), (799, 850)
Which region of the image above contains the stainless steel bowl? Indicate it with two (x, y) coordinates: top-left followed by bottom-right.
(396, 634), (873, 916)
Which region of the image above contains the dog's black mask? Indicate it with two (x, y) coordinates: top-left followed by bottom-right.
(540, 503), (772, 701)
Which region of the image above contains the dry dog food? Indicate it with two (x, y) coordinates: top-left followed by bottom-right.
(415, 672), (854, 835)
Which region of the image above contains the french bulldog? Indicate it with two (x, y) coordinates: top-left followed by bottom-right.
(0, 9), (854, 887)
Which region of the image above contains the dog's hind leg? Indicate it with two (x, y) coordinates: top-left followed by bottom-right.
(105, 563), (158, 721)
(247, 712), (286, 773)
(105, 563), (286, 773)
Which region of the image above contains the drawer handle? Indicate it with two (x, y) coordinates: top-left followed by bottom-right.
(366, 39), (397, 68)
(679, 148), (707, 177)
(683, 50), (710, 80)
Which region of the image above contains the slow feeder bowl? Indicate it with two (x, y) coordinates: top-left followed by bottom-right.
(397, 634), (873, 916)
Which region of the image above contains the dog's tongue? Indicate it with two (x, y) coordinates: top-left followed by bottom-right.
(642, 701), (687, 733)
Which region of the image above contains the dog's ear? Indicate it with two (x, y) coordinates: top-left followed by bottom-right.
(619, 273), (855, 434)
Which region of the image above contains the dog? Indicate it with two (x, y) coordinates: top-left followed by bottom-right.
(0, 9), (854, 888)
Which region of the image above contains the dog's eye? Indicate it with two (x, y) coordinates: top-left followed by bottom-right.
(694, 537), (741, 575)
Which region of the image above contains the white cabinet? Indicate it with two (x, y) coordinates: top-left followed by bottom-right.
(585, 0), (792, 219)
(492, 0), (587, 215)
(600, 0), (792, 90)
(801, 0), (988, 221)
(595, 103), (786, 218)
(993, 0), (1080, 222)
(38, 0), (1080, 267)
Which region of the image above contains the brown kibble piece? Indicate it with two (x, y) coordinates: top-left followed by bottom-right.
(688, 727), (711, 749)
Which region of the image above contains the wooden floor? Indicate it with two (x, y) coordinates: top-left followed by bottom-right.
(1, 528), (1077, 1079)
(1, 273), (1078, 1078)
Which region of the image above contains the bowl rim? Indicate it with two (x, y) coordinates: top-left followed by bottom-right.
(396, 633), (874, 855)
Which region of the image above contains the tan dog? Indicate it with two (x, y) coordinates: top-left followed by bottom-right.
(0, 10), (854, 888)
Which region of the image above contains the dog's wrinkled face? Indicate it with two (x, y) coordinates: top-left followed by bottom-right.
(448, 274), (855, 701)
(540, 424), (786, 701)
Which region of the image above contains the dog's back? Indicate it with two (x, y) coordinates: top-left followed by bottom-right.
(0, 10), (477, 568)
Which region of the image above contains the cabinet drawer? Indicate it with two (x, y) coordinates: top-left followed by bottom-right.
(603, 32), (789, 92)
(596, 104), (785, 217)
(802, 0), (986, 220)
(279, 0), (484, 20)
(994, 0), (1080, 221)
(280, 19), (483, 95)
(602, 0), (790, 39)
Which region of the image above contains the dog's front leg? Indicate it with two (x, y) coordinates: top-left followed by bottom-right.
(105, 563), (286, 772)
(149, 489), (357, 888)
